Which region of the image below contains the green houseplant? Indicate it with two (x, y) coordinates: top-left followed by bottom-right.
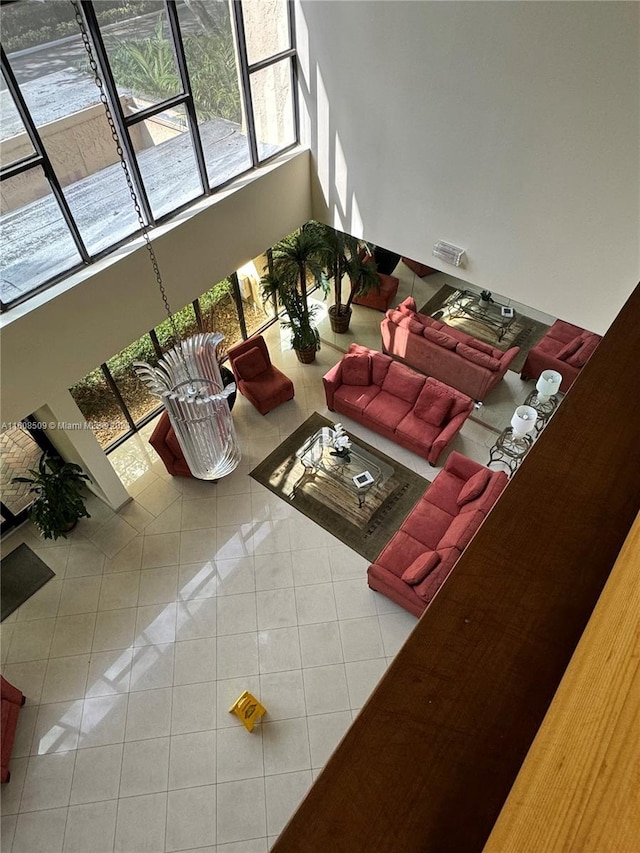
(262, 224), (328, 363)
(13, 452), (91, 540)
(316, 224), (380, 333)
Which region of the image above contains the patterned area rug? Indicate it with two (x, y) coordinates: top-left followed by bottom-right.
(250, 412), (429, 562)
(420, 284), (551, 374)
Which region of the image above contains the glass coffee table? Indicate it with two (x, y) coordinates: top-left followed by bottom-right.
(291, 426), (393, 508)
(446, 289), (516, 342)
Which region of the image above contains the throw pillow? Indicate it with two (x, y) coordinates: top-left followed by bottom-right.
(342, 353), (371, 386)
(456, 343), (501, 371)
(414, 382), (453, 426)
(381, 361), (426, 403)
(401, 550), (441, 585)
(371, 351), (393, 385)
(468, 339), (497, 357)
(398, 296), (417, 314)
(556, 336), (583, 361)
(233, 346), (267, 381)
(423, 326), (458, 350)
(397, 315), (424, 335)
(457, 468), (492, 507)
(566, 334), (600, 368)
(386, 308), (409, 325)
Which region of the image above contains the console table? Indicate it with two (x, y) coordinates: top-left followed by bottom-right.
(488, 428), (534, 477)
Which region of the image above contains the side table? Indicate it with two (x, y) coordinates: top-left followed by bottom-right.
(488, 428), (534, 477)
(523, 389), (559, 434)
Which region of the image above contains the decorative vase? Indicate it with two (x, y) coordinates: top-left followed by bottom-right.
(295, 346), (317, 364)
(329, 305), (352, 334)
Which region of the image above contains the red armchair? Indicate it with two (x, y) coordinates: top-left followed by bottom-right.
(149, 411), (193, 477)
(521, 319), (602, 393)
(227, 335), (294, 415)
(1, 676), (25, 783)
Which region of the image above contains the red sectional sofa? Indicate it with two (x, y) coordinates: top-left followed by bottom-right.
(381, 296), (520, 402)
(1, 676), (25, 783)
(323, 344), (473, 466)
(520, 319), (602, 393)
(368, 452), (508, 616)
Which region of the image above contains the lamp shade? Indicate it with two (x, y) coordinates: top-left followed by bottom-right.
(511, 405), (537, 437)
(536, 370), (562, 399)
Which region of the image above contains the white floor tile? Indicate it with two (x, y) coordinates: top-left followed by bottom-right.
(129, 643), (175, 692)
(141, 532), (180, 569)
(85, 647), (134, 698)
(20, 750), (75, 811)
(180, 497), (217, 531)
(216, 725), (264, 783)
(175, 597), (217, 641)
(49, 613), (96, 658)
(12, 807), (67, 853)
(58, 576), (101, 616)
(333, 578), (379, 619)
(254, 551), (294, 590)
(63, 800), (117, 853)
(303, 664), (350, 715)
(258, 670), (306, 721)
(298, 621), (343, 668)
(41, 655), (90, 704)
(79, 694), (128, 749)
(70, 743), (123, 804)
(119, 736), (170, 797)
(179, 528), (217, 564)
(65, 541), (106, 578)
(177, 560), (220, 600)
(133, 602), (177, 647)
(168, 730), (216, 790)
(14, 579), (62, 621)
(30, 700), (84, 755)
(1, 661), (47, 706)
(214, 556), (256, 596)
(265, 770), (313, 836)
(378, 610), (419, 656)
(7, 619), (55, 664)
(11, 704), (38, 758)
(171, 681), (216, 735)
(98, 571), (140, 611)
(257, 627), (301, 674)
(291, 547), (332, 586)
(166, 784), (216, 852)
(135, 478), (181, 517)
(216, 778), (266, 845)
(217, 593), (258, 636)
(345, 658), (387, 709)
(173, 637), (216, 685)
(262, 717), (311, 776)
(256, 588), (297, 630)
(125, 687), (172, 741)
(114, 792), (167, 853)
(339, 616), (385, 661)
(294, 583), (337, 624)
(216, 632), (259, 680)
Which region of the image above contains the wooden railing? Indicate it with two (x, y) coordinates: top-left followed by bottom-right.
(272, 284), (640, 853)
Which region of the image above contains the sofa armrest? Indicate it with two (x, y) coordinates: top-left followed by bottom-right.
(322, 362), (343, 410)
(1, 676), (24, 706)
(428, 407), (472, 465)
(443, 451), (487, 481)
(497, 346), (521, 375)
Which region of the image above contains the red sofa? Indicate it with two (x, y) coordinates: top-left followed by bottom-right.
(368, 452), (508, 616)
(1, 676), (25, 783)
(323, 344), (473, 466)
(228, 335), (295, 415)
(381, 297), (520, 402)
(520, 319), (602, 393)
(149, 411), (193, 477)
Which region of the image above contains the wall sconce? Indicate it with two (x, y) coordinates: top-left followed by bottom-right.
(432, 241), (465, 267)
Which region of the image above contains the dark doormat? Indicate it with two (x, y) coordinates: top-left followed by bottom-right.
(250, 412), (430, 562)
(420, 284), (551, 375)
(1, 543), (55, 621)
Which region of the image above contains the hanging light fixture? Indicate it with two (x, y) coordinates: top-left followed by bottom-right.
(71, 1), (240, 480)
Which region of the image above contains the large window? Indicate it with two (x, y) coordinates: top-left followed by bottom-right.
(0, 0), (297, 311)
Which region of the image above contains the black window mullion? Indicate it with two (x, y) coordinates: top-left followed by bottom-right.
(124, 93), (190, 128)
(1, 46), (91, 264)
(193, 299), (204, 332)
(247, 47), (296, 75)
(232, 1), (260, 168)
(230, 272), (249, 339)
(288, 0), (300, 147)
(149, 329), (164, 359)
(164, 0), (209, 195)
(1, 153), (44, 181)
(80, 0), (155, 227)
(100, 363), (136, 432)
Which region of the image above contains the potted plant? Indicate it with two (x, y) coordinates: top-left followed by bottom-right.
(12, 452), (91, 540)
(261, 225), (328, 362)
(479, 290), (493, 308)
(316, 224), (380, 334)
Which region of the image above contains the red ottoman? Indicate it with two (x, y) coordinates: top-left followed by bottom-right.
(352, 273), (399, 312)
(1, 676), (25, 783)
(402, 257), (438, 277)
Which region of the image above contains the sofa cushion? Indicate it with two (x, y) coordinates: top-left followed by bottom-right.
(386, 308), (408, 326)
(468, 339), (498, 357)
(364, 390), (413, 429)
(448, 393), (473, 419)
(401, 550), (441, 585)
(381, 361), (425, 404)
(414, 382), (452, 426)
(556, 335), (583, 361)
(566, 334), (600, 368)
(457, 468), (492, 507)
(401, 499), (454, 550)
(334, 384), (380, 413)
(456, 343), (501, 371)
(423, 326), (458, 350)
(376, 530), (428, 578)
(371, 351), (393, 385)
(413, 547), (461, 603)
(398, 296), (417, 314)
(437, 509), (485, 551)
(396, 412), (440, 448)
(398, 314), (424, 335)
(550, 319), (585, 343)
(342, 352), (371, 386)
(234, 346), (268, 381)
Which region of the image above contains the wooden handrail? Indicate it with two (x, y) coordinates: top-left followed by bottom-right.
(273, 283), (640, 853)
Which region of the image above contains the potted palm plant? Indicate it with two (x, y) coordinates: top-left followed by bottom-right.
(12, 452), (91, 540)
(316, 224), (380, 334)
(262, 224), (328, 362)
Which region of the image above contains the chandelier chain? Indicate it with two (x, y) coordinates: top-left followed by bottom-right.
(71, 0), (183, 352)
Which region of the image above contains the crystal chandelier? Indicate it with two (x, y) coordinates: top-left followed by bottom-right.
(71, 1), (241, 480)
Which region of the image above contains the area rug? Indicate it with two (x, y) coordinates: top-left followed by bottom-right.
(420, 284), (551, 374)
(250, 412), (430, 562)
(1, 543), (55, 621)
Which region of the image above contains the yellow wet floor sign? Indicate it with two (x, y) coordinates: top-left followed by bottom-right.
(229, 690), (266, 732)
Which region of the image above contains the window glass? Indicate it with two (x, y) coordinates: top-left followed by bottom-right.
(0, 78), (35, 157)
(238, 253), (276, 337)
(97, 3), (181, 109)
(70, 368), (130, 449)
(106, 334), (161, 428)
(155, 303), (200, 353)
(131, 106), (203, 218)
(244, 0), (290, 65)
(1, 2), (139, 261)
(250, 59), (295, 161)
(176, 0), (251, 188)
(199, 278), (243, 359)
(0, 169), (82, 304)
(0, 426), (43, 516)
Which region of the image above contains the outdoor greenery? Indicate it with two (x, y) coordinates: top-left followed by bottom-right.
(12, 453), (91, 540)
(108, 16), (241, 122)
(1, 2), (164, 53)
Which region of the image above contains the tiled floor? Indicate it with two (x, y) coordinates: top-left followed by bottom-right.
(0, 262), (544, 852)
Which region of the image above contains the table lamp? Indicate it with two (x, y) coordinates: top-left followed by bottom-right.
(511, 405), (538, 438)
(536, 370), (562, 403)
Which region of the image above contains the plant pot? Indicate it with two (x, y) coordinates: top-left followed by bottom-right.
(479, 299), (490, 309)
(329, 304), (352, 334)
(295, 346), (317, 364)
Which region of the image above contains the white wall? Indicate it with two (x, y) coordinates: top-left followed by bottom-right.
(0, 150), (312, 425)
(297, 1), (639, 333)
